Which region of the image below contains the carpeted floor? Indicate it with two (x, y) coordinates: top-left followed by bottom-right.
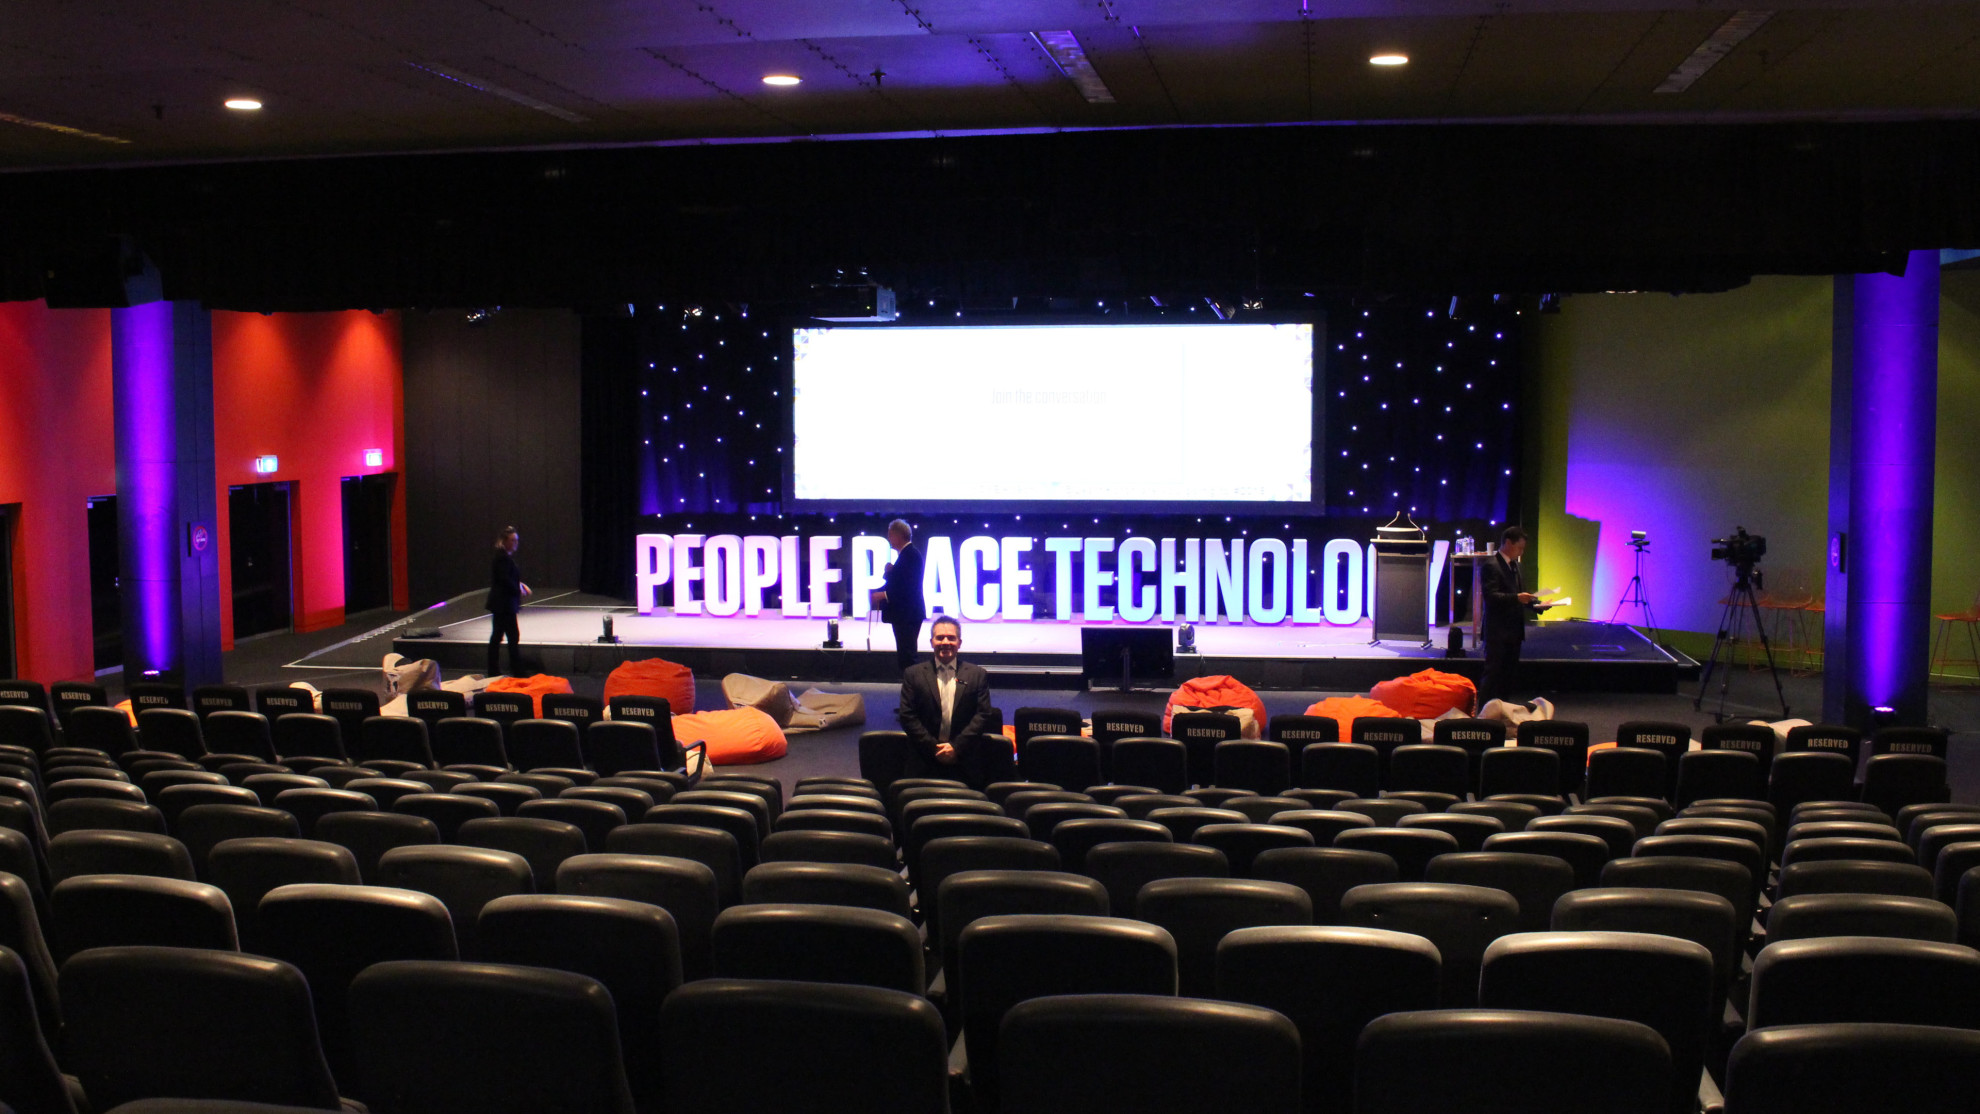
(148, 609), (1980, 803)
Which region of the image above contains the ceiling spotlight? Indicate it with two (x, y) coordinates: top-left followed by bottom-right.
(761, 74), (801, 87)
(224, 98), (263, 111)
(1369, 53), (1409, 66)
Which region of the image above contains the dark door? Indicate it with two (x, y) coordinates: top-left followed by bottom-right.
(0, 504), (16, 678)
(230, 482), (294, 638)
(342, 473), (395, 615)
(86, 496), (121, 671)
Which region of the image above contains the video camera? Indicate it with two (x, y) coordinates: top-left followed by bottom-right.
(1711, 526), (1767, 574)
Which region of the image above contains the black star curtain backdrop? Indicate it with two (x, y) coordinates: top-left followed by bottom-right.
(580, 299), (1521, 602)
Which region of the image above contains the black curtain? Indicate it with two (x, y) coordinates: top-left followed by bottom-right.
(580, 315), (639, 599)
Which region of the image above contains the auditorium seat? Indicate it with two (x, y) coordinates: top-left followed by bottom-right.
(1674, 749), (1763, 809)
(353, 717), (434, 773)
(790, 791), (887, 817)
(1530, 814), (1637, 860)
(1477, 746), (1560, 800)
(1340, 882), (1519, 1006)
(1268, 713), (1341, 747)
(1049, 817), (1171, 873)
(47, 797), (167, 837)
(349, 960), (634, 1114)
(644, 803), (760, 868)
(1000, 993), (1302, 1114)
(316, 690), (381, 750)
(378, 845), (534, 955)
(176, 804), (303, 881)
(0, 942), (72, 1114)
(675, 788), (772, 834)
(496, 770), (574, 796)
(1399, 812), (1505, 852)
(1214, 740), (1294, 796)
(1388, 744), (1470, 799)
(432, 717), (509, 770)
(313, 811), (439, 885)
(904, 813), (1025, 886)
(190, 684), (252, 721)
(1113, 792), (1197, 819)
(1172, 711), (1244, 788)
(760, 829), (897, 870)
(1193, 823), (1316, 877)
(1224, 795), (1308, 823)
(1765, 893), (1958, 943)
(1000, 788), (1093, 821)
(453, 816), (590, 892)
(659, 979), (946, 1114)
(1777, 860), (1935, 900)
(475, 893), (681, 1114)
(343, 778), (430, 811)
(604, 823), (742, 906)
(390, 792), (498, 842)
(1252, 848), (1396, 927)
(253, 686), (315, 721)
(1434, 717), (1507, 787)
(1451, 799), (1542, 832)
(1586, 747), (1668, 803)
(710, 903), (921, 993)
(1724, 1021), (1980, 1114)
(1024, 802), (1128, 843)
(1784, 723), (1865, 767)
(50, 876), (239, 962)
(271, 714), (346, 764)
(206, 837), (361, 948)
(46, 777), (146, 810)
(0, 706), (56, 759)
(556, 853), (720, 978)
(935, 869), (1111, 1014)
(955, 914), (1178, 1107)
(503, 719), (583, 773)
(1337, 797), (1425, 828)
(1779, 836), (1914, 868)
(1018, 734), (1102, 792)
(741, 861), (911, 919)
(1332, 827), (1457, 882)
(1301, 743), (1381, 798)
(1600, 855), (1755, 950)
(1860, 754), (1951, 817)
(471, 692), (535, 739)
(1355, 1008), (1670, 1114)
(1215, 924), (1435, 1114)
(1111, 738), (1190, 796)
(1936, 844), (1980, 906)
(201, 712), (278, 763)
(1146, 806), (1247, 843)
(1478, 931), (1714, 1114)
(0, 829), (48, 922)
(0, 872), (60, 1045)
(66, 706), (139, 758)
(541, 693), (604, 742)
(61, 946), (352, 1110)
(1136, 876), (1311, 998)
(449, 781), (534, 816)
(1552, 887), (1740, 1004)
(1748, 935), (1980, 1031)
(774, 807), (893, 842)
(127, 682), (188, 713)
(49, 680), (109, 731)
(1426, 851), (1576, 934)
(1263, 809), (1374, 846)
(47, 830), (196, 884)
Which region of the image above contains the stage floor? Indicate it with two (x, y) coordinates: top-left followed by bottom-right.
(386, 592), (1692, 693)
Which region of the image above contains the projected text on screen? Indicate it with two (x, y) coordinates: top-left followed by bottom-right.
(790, 323), (1314, 506)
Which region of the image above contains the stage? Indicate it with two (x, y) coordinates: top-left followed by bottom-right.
(384, 591), (1694, 693)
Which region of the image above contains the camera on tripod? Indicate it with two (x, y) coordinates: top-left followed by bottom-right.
(1711, 527), (1767, 584)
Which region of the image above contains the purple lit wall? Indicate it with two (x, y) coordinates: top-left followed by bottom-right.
(111, 301), (222, 686)
(1826, 250), (1939, 726)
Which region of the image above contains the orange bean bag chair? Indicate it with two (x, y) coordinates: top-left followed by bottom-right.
(1163, 675), (1268, 739)
(604, 658), (696, 716)
(1304, 695), (1402, 723)
(671, 706), (788, 766)
(483, 674), (575, 718)
(1369, 668), (1478, 719)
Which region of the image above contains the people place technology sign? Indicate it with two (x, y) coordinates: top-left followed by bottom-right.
(635, 534), (1452, 627)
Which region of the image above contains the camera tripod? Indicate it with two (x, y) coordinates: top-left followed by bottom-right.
(1694, 563), (1790, 721)
(1609, 538), (1661, 645)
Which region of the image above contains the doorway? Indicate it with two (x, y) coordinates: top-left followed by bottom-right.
(0, 504), (16, 678)
(86, 496), (121, 671)
(341, 473), (395, 616)
(229, 482), (294, 639)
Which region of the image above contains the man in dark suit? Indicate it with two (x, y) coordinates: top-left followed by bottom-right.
(485, 525), (530, 677)
(1480, 525), (1542, 703)
(897, 615), (998, 777)
(870, 518), (927, 674)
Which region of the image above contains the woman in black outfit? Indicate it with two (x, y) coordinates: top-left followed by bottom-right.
(486, 526), (531, 677)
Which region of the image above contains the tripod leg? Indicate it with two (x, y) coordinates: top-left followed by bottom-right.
(1693, 596), (1741, 711)
(1742, 585), (1792, 718)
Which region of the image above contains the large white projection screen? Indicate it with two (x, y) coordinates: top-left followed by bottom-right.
(791, 323), (1315, 507)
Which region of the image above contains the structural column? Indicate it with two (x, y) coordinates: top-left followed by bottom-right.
(113, 301), (223, 687)
(1824, 250), (1939, 727)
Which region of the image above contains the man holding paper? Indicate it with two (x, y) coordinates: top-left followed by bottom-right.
(1480, 525), (1554, 703)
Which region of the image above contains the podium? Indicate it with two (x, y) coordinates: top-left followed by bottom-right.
(1371, 515), (1431, 646)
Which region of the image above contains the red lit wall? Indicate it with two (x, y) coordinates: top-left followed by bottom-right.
(0, 303), (117, 683)
(212, 311), (407, 648)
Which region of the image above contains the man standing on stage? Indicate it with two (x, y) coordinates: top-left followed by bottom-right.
(897, 615), (996, 771)
(870, 518), (927, 674)
(486, 525), (531, 677)
(1480, 525), (1540, 704)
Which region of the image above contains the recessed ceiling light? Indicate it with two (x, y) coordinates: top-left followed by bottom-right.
(1369, 54), (1409, 66)
(224, 98), (263, 110)
(761, 75), (801, 87)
